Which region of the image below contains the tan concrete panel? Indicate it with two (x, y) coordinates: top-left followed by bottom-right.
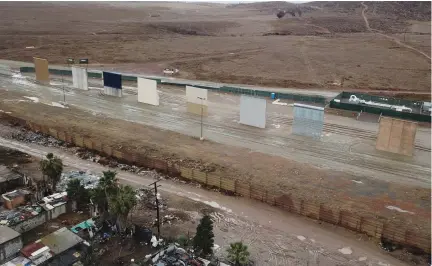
(376, 117), (392, 151)
(400, 121), (417, 156)
(376, 117), (417, 156)
(388, 119), (404, 153)
(187, 102), (208, 116)
(33, 57), (49, 82)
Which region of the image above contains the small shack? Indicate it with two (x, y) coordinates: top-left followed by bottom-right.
(0, 226), (22, 263)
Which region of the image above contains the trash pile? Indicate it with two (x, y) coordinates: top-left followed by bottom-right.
(0, 205), (43, 226)
(56, 170), (100, 192)
(12, 129), (65, 147)
(135, 188), (167, 211)
(146, 244), (219, 266)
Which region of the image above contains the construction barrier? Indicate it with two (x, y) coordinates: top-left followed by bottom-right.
(330, 92), (431, 123)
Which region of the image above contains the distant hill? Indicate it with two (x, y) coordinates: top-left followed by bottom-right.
(305, 1), (431, 21)
(228, 1), (430, 21)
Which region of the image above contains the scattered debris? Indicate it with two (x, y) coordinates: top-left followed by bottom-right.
(12, 129), (65, 147)
(338, 247), (353, 255)
(272, 99), (291, 106)
(57, 170), (101, 191)
(351, 180), (363, 184)
(136, 188), (167, 210)
(23, 96), (39, 103)
(297, 235), (306, 241)
(50, 102), (68, 108)
(385, 206), (415, 215)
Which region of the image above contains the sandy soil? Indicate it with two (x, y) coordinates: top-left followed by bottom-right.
(0, 2), (430, 92)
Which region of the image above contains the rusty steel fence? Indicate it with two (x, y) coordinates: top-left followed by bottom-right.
(1, 114), (430, 254)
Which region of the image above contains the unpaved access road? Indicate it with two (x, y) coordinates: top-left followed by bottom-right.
(0, 137), (411, 266)
(0, 67), (430, 189)
(361, 2), (431, 62)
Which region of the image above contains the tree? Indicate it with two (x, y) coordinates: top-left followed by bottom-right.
(99, 170), (119, 196)
(108, 184), (137, 232)
(40, 153), (63, 192)
(276, 10), (285, 19)
(227, 242), (250, 266)
(193, 215), (214, 257)
(90, 186), (108, 214)
(66, 179), (89, 209)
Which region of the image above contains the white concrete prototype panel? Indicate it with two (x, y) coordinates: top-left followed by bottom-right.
(104, 87), (122, 97)
(239, 95), (266, 128)
(186, 86), (208, 106)
(138, 78), (159, 106)
(292, 103), (324, 139)
(72, 66), (88, 90)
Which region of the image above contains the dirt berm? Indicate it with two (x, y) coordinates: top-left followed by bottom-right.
(0, 94), (430, 235)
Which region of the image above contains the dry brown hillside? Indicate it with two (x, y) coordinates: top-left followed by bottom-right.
(0, 1), (430, 93)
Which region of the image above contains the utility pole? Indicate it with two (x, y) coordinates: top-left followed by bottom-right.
(148, 180), (162, 239)
(197, 96), (206, 141)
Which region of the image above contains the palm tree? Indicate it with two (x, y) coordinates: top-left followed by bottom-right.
(66, 179), (89, 209)
(99, 170), (119, 195)
(108, 184), (137, 232)
(40, 153), (63, 192)
(227, 242), (250, 266)
(89, 171), (119, 216)
(90, 186), (107, 214)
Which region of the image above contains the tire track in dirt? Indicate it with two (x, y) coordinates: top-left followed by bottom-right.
(361, 1), (431, 61)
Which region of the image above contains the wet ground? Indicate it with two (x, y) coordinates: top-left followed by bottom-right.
(0, 65), (430, 189)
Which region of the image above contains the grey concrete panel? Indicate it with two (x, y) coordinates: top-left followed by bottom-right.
(239, 95), (266, 128)
(292, 103), (324, 139)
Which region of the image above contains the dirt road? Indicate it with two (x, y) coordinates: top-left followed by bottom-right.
(0, 137), (412, 266)
(361, 2), (431, 62)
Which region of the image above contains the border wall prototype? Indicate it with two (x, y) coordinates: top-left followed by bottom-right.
(72, 66), (88, 90)
(239, 95), (266, 128)
(137, 78), (159, 106)
(376, 117), (417, 156)
(186, 86), (208, 116)
(33, 57), (49, 83)
(103, 72), (122, 97)
(292, 103), (324, 139)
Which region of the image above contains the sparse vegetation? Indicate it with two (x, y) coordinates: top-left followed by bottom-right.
(227, 242), (250, 266)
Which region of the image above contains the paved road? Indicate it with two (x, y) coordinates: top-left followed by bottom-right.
(0, 137), (409, 266)
(0, 66), (430, 188)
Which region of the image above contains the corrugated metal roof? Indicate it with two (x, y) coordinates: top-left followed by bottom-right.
(40, 227), (83, 255)
(0, 226), (20, 244)
(1, 255), (30, 266)
(21, 241), (46, 258)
